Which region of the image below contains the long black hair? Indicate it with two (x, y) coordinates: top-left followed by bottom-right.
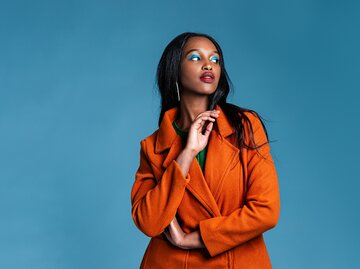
(156, 32), (271, 161)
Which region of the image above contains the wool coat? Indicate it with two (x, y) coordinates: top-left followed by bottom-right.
(131, 104), (280, 269)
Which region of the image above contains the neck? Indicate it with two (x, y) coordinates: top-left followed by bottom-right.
(176, 94), (209, 131)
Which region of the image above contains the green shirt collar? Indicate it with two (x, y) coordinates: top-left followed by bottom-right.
(172, 120), (188, 138)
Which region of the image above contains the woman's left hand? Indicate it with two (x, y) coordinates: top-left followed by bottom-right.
(164, 216), (205, 250)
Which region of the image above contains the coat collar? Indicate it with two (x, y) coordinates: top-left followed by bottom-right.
(155, 104), (235, 154)
(154, 104), (239, 217)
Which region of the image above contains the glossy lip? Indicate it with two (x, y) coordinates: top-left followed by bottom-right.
(200, 71), (215, 83)
(200, 71), (214, 79)
(200, 77), (214, 83)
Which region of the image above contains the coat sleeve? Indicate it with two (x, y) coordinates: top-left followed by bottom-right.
(199, 112), (281, 257)
(131, 139), (191, 237)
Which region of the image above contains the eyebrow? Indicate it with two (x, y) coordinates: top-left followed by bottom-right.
(185, 49), (219, 56)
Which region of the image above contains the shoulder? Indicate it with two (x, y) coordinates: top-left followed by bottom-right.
(139, 129), (159, 153)
(137, 129), (167, 170)
(239, 109), (268, 146)
(241, 110), (263, 131)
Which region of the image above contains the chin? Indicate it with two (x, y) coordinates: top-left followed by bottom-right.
(183, 83), (218, 96)
(191, 88), (216, 96)
(200, 85), (218, 95)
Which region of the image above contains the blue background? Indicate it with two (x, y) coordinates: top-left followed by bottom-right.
(1, 0), (359, 268)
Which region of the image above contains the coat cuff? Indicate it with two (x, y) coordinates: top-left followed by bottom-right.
(199, 216), (228, 257)
(172, 159), (191, 184)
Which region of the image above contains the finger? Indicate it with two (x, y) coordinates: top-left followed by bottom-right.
(196, 112), (219, 121)
(196, 110), (220, 119)
(203, 121), (213, 137)
(194, 116), (216, 127)
(198, 118), (206, 131)
(201, 119), (214, 135)
(194, 117), (215, 132)
(200, 115), (217, 121)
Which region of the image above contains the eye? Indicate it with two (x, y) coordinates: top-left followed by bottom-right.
(210, 56), (219, 63)
(188, 54), (201, 61)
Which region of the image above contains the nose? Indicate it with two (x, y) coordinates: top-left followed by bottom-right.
(202, 60), (213, 71)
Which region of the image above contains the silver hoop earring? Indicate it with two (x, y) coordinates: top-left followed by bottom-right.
(176, 81), (180, 102)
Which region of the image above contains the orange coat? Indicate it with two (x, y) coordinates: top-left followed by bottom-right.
(131, 104), (280, 268)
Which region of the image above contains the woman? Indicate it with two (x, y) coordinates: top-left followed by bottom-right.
(131, 32), (280, 268)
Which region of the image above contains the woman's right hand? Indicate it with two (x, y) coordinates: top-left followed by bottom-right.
(185, 109), (220, 156)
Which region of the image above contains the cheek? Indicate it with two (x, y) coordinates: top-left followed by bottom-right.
(215, 65), (221, 75)
(180, 65), (198, 83)
(215, 69), (221, 83)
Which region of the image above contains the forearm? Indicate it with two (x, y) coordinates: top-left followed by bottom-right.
(164, 217), (205, 250)
(175, 148), (197, 177)
(183, 230), (205, 249)
(199, 198), (280, 256)
(132, 146), (196, 237)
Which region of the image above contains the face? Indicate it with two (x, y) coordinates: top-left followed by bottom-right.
(179, 36), (221, 96)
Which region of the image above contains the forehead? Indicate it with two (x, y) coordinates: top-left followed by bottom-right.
(183, 37), (218, 54)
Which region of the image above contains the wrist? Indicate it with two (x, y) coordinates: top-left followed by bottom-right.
(183, 147), (198, 159)
(184, 230), (204, 249)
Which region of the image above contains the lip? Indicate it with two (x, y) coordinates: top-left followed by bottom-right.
(200, 72), (215, 83)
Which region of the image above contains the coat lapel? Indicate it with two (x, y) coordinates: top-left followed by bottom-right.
(155, 104), (239, 217)
(204, 125), (240, 202)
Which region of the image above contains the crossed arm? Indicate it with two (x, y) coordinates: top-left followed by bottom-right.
(164, 216), (205, 249)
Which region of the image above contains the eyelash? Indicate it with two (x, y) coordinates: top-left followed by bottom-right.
(188, 55), (219, 63)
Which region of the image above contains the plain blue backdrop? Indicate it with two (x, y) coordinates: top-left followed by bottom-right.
(1, 0), (359, 268)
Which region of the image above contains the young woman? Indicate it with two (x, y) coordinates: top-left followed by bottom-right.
(131, 32), (280, 268)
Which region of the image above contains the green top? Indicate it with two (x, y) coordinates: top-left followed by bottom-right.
(172, 120), (207, 172)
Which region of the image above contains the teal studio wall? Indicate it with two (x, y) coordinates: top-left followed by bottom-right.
(0, 0), (359, 268)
